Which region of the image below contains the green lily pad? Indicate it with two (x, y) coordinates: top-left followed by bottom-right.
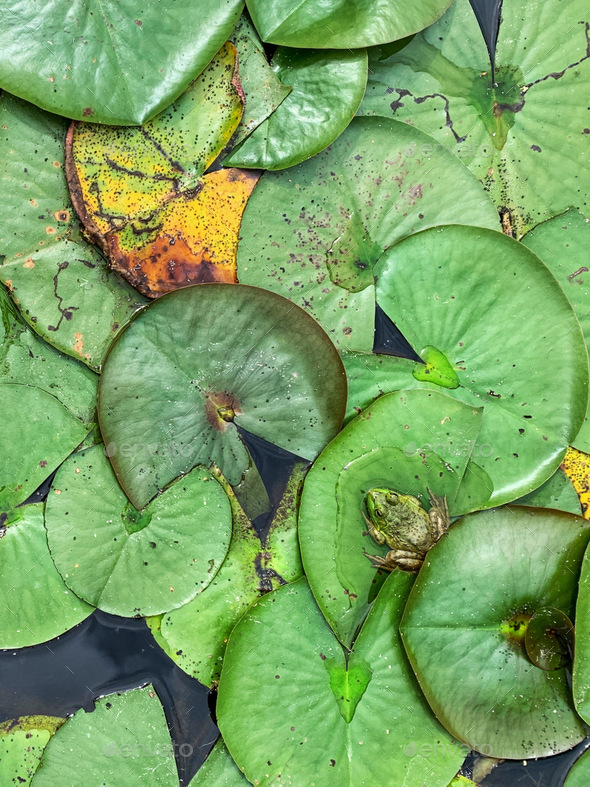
(299, 389), (488, 647)
(0, 386), (89, 508)
(44, 446), (232, 617)
(237, 116), (499, 352)
(359, 0), (590, 236)
(0, 93), (146, 370)
(31, 685), (178, 786)
(523, 209), (590, 451)
(572, 536), (590, 724)
(149, 463), (301, 674)
(245, 0), (454, 49)
(218, 574), (465, 786)
(565, 749), (590, 787)
(0, 504), (93, 649)
(0, 716), (64, 786)
(400, 506), (590, 758)
(148, 463), (304, 686)
(226, 47), (367, 170)
(189, 740), (247, 786)
(339, 224), (588, 507)
(0, 0), (243, 125)
(512, 468), (581, 515)
(98, 284), (347, 511)
(228, 14), (291, 149)
(0, 288), (97, 426)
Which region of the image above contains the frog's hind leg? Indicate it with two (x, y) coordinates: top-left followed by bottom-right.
(427, 488), (450, 539)
(363, 550), (422, 573)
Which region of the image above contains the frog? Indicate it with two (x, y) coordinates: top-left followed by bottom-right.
(362, 487), (450, 572)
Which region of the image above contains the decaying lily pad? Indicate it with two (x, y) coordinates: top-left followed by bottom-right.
(359, 0), (590, 236)
(31, 685), (177, 785)
(299, 389), (488, 647)
(401, 506), (590, 758)
(44, 446), (232, 617)
(217, 575), (465, 787)
(0, 716), (64, 786)
(148, 463), (304, 686)
(0, 0), (243, 125)
(238, 116), (499, 352)
(0, 504), (93, 649)
(98, 284), (346, 512)
(0, 93), (146, 369)
(66, 45), (259, 298)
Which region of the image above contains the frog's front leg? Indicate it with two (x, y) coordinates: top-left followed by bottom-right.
(362, 510), (387, 545)
(427, 489), (450, 539)
(363, 548), (423, 573)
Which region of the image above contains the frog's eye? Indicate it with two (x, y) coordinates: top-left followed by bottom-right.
(375, 507), (385, 517)
(386, 492), (398, 503)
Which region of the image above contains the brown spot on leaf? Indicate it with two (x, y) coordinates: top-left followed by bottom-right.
(74, 332), (84, 356)
(82, 107), (94, 117)
(45, 226), (57, 234)
(54, 209), (71, 222)
(23, 258), (35, 269)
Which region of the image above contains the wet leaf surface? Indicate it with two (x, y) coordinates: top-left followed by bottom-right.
(148, 463), (304, 687)
(401, 506), (590, 758)
(98, 283), (347, 512)
(0, 0), (244, 125)
(359, 0), (590, 236)
(226, 47), (368, 170)
(525, 607), (574, 672)
(31, 685), (178, 785)
(67, 44), (259, 298)
(237, 116), (499, 352)
(218, 575), (465, 786)
(0, 504), (93, 649)
(245, 0), (454, 48)
(44, 446), (232, 618)
(0, 93), (146, 370)
(522, 209), (590, 452)
(299, 389), (488, 647)
(565, 748), (590, 787)
(0, 716), (64, 786)
(340, 225), (588, 508)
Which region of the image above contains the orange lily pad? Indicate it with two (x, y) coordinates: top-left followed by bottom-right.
(66, 42), (259, 298)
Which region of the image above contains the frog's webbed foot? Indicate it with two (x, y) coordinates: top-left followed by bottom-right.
(427, 488), (450, 539)
(363, 549), (423, 573)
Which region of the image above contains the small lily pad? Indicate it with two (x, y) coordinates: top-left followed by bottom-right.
(98, 283), (346, 511)
(401, 506), (590, 758)
(0, 716), (64, 786)
(226, 47), (368, 170)
(0, 504), (93, 649)
(31, 685), (177, 786)
(565, 749), (590, 787)
(525, 607), (574, 672)
(299, 388), (488, 647)
(148, 463), (304, 686)
(217, 574), (465, 786)
(44, 445), (232, 618)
